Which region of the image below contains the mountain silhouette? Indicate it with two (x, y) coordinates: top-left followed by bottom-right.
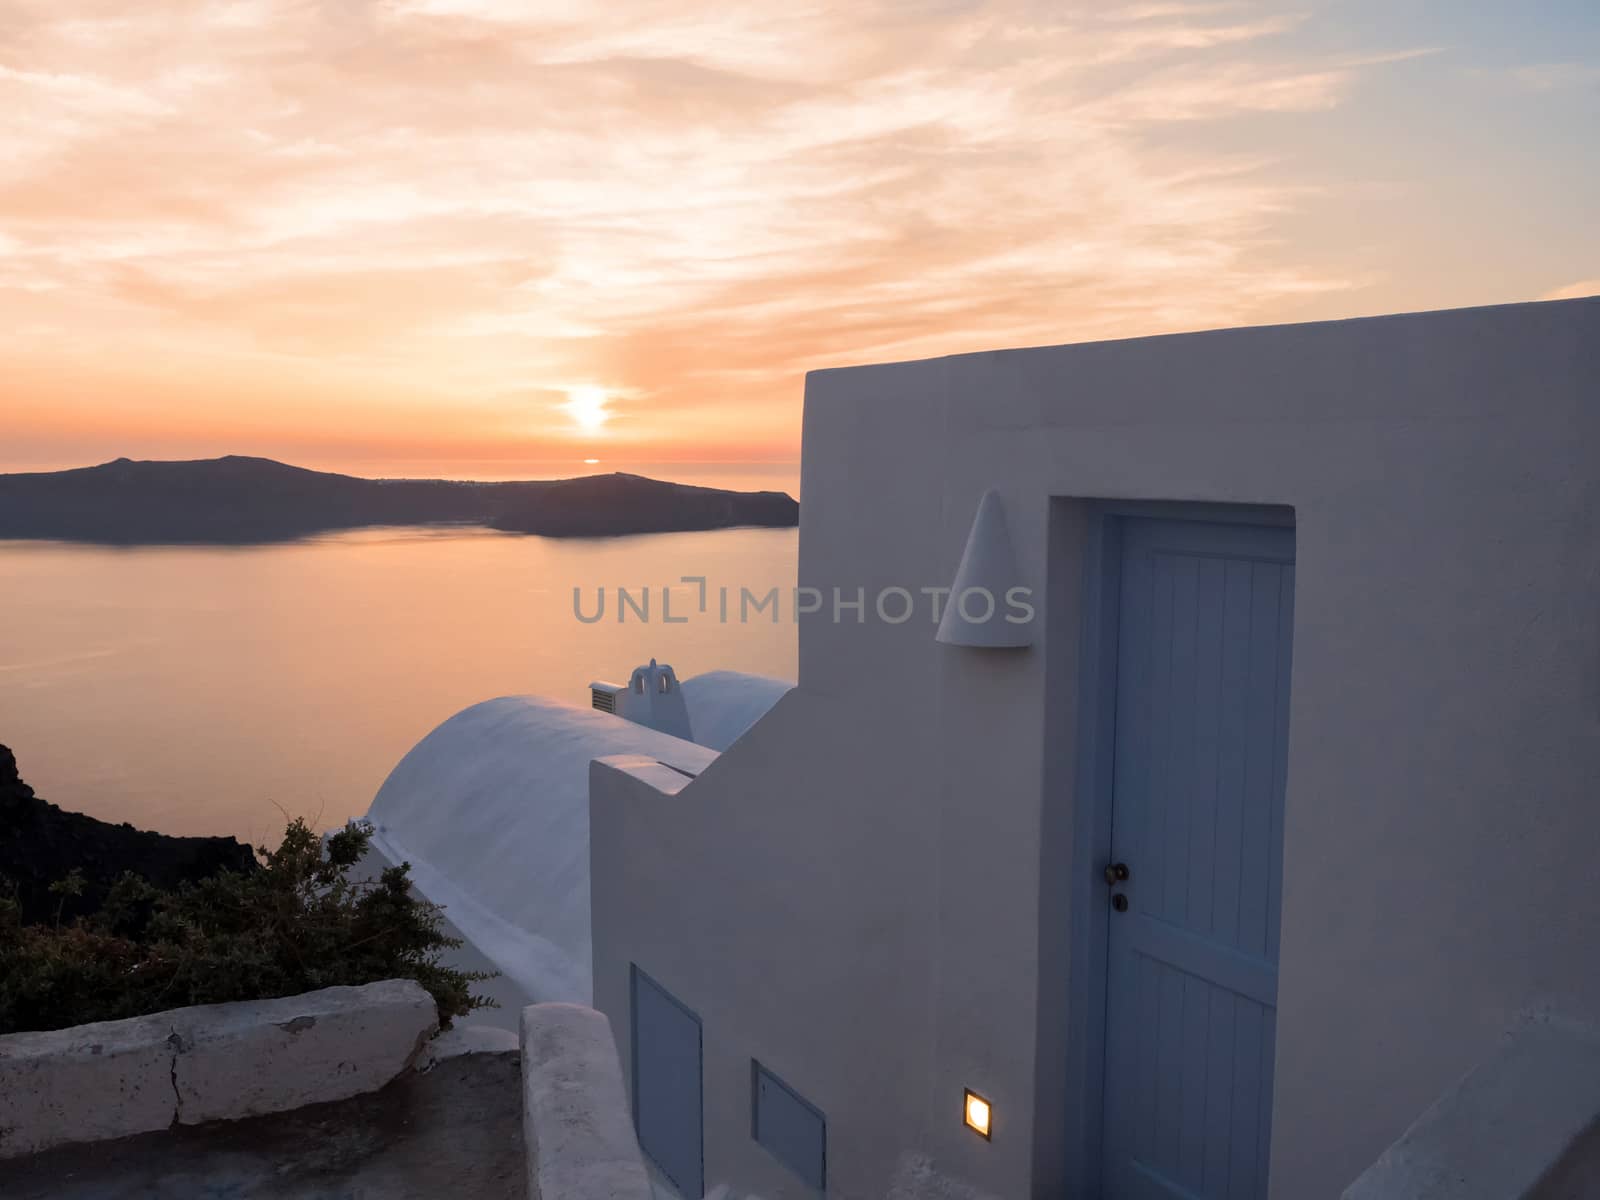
(0, 456), (798, 543)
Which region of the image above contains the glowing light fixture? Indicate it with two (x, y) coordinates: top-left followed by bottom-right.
(963, 1088), (992, 1140)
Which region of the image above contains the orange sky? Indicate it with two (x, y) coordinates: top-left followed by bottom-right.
(2, 1), (1596, 477)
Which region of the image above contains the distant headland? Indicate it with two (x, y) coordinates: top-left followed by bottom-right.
(0, 456), (799, 543)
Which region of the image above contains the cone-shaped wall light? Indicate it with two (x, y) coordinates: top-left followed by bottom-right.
(935, 489), (1034, 648)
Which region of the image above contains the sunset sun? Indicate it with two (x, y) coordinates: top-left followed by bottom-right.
(562, 386), (612, 435)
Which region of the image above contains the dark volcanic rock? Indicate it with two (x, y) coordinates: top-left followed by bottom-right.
(0, 456), (799, 543)
(488, 472), (799, 536)
(0, 744), (258, 926)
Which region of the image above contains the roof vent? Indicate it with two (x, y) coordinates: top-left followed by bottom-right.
(587, 659), (694, 740)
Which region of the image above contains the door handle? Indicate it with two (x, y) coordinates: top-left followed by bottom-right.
(1103, 862), (1130, 886)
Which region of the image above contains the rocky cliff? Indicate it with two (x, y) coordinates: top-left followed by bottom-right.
(0, 745), (258, 926)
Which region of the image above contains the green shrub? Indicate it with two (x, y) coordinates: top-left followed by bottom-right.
(0, 818), (493, 1034)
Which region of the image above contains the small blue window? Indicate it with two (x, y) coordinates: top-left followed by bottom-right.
(752, 1061), (826, 1191)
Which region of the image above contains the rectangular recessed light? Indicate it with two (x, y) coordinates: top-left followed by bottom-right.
(963, 1088), (992, 1140)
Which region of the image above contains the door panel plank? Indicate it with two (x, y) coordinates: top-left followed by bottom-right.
(1128, 919), (1277, 1008)
(1180, 971), (1210, 1184)
(1228, 999), (1264, 1200)
(1168, 555), (1199, 931)
(1189, 556), (1225, 940)
(1202, 985), (1237, 1195)
(1212, 560), (1251, 949)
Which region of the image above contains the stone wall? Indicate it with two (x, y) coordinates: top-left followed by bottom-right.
(520, 1003), (653, 1200)
(0, 979), (437, 1158)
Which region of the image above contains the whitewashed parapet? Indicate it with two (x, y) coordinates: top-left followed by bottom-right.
(172, 978), (438, 1125)
(521, 1002), (652, 1200)
(0, 979), (438, 1159)
(1342, 1019), (1600, 1200)
(0, 1011), (177, 1157)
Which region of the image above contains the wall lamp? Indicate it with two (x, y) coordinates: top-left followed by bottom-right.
(935, 489), (1034, 649)
(963, 1088), (993, 1140)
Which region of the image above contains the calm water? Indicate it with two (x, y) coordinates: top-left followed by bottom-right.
(0, 526), (797, 841)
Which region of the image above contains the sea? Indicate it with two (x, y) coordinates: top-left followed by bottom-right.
(0, 461), (799, 841)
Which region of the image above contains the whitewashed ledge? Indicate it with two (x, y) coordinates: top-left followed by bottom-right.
(0, 979), (438, 1159)
(521, 1003), (653, 1200)
(1342, 1019), (1600, 1200)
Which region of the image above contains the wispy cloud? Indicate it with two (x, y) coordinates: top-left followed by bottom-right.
(1502, 62), (1600, 93)
(1541, 279), (1600, 302)
(0, 1), (1475, 465)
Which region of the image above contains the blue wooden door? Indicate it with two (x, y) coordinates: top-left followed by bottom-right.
(632, 966), (704, 1197)
(1100, 518), (1294, 1200)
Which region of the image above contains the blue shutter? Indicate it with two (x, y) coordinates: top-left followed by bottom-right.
(631, 965), (704, 1197)
(752, 1061), (826, 1191)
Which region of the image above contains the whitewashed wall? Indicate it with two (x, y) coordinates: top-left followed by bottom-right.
(590, 297), (1600, 1199)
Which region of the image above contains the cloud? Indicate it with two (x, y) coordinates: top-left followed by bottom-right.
(1502, 62), (1600, 93)
(1540, 280), (1600, 302)
(0, 0), (1416, 462)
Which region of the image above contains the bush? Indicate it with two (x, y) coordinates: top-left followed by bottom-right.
(0, 818), (493, 1035)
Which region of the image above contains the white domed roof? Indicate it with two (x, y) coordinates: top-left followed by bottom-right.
(366, 696), (714, 1003)
(363, 672), (789, 1004)
(679, 669), (793, 751)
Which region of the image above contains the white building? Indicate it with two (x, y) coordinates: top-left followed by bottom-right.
(363, 670), (790, 1012)
(585, 297), (1600, 1199)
